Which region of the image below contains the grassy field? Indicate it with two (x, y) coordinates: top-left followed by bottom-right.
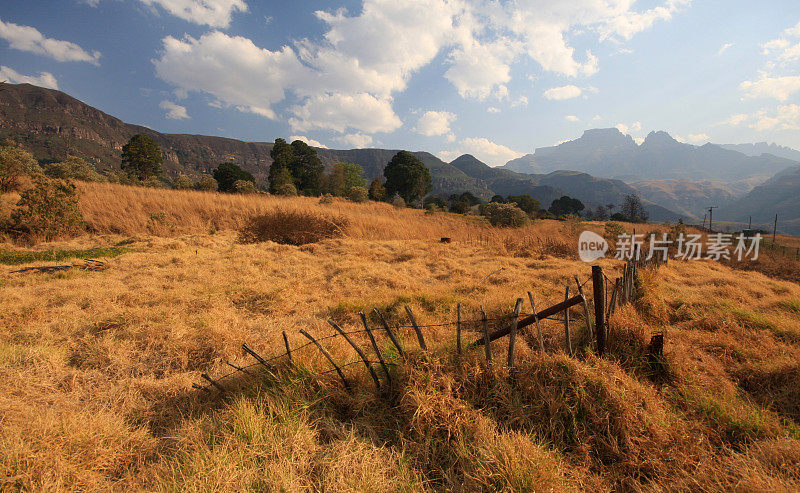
(1, 182), (800, 491)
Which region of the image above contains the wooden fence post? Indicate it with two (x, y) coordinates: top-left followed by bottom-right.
(359, 312), (393, 385)
(282, 331), (293, 365)
(607, 278), (620, 320)
(527, 292), (545, 353)
(592, 266), (606, 356)
(404, 305), (428, 351)
(374, 308), (405, 357)
(507, 298), (524, 368)
(201, 373), (226, 393)
(226, 360), (252, 376)
(564, 286), (572, 356)
(481, 305), (491, 362)
(242, 343), (273, 370)
(456, 303), (462, 355)
(300, 329), (352, 393)
(573, 275), (593, 343)
(329, 319), (381, 391)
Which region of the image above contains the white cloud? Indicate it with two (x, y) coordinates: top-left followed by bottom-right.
(442, 137), (523, 167)
(140, 0), (247, 28)
(718, 42), (734, 55)
(685, 133), (710, 143)
(751, 104), (800, 131)
(159, 100), (190, 119)
(0, 19), (100, 64)
(786, 21), (800, 37)
(413, 110), (456, 136)
(0, 65), (58, 89)
(334, 133), (374, 148)
(740, 72), (800, 101)
(721, 113), (748, 126)
(615, 121), (642, 134)
(288, 93), (402, 134)
(543, 84), (582, 100)
(487, 106), (500, 114)
(565, 115), (580, 122)
(592, 114), (602, 121)
(289, 135), (328, 148)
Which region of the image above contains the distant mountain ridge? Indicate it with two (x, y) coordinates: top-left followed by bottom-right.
(501, 128), (799, 184)
(720, 142), (800, 162)
(716, 165), (800, 235)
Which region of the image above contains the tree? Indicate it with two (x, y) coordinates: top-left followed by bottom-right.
(121, 134), (162, 180)
(482, 202), (529, 228)
(269, 138), (295, 193)
(213, 162), (254, 193)
(290, 140), (325, 195)
(234, 179), (258, 194)
(507, 194), (540, 216)
(490, 194), (505, 203)
(368, 178), (386, 201)
(326, 162), (366, 196)
(621, 194), (649, 222)
(423, 196), (447, 210)
(592, 205), (609, 220)
(45, 156), (103, 182)
(548, 195), (584, 216)
(448, 191), (482, 214)
(174, 174), (194, 190)
(383, 151), (432, 204)
(0, 143), (40, 192)
(347, 186), (369, 203)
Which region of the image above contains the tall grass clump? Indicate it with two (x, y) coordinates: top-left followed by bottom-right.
(238, 209), (349, 245)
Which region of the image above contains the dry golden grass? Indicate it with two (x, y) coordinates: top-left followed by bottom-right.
(1, 182), (799, 491)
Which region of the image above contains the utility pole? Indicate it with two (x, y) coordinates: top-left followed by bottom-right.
(707, 206), (718, 233)
(748, 216), (752, 229)
(702, 213), (707, 230)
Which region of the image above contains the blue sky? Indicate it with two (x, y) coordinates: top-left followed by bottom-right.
(1, 0), (799, 165)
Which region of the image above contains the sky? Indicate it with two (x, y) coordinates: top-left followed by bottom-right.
(1, 0), (799, 166)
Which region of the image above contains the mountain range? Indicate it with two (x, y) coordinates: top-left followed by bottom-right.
(2, 82), (800, 232)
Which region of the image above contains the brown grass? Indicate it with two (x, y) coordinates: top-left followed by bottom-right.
(1, 182), (799, 491)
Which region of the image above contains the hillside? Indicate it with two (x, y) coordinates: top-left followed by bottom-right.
(2, 182), (800, 490)
(630, 179), (739, 219)
(501, 128), (798, 183)
(716, 165), (800, 235)
(721, 142), (800, 162)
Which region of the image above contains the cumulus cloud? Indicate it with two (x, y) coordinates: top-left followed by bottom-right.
(159, 100), (190, 119)
(441, 137), (523, 167)
(289, 135), (328, 148)
(615, 121), (642, 134)
(565, 115), (580, 122)
(487, 107), (500, 114)
(543, 85), (583, 100)
(719, 106), (800, 132)
(0, 65), (58, 89)
(0, 19), (100, 64)
(334, 133), (374, 148)
(740, 72), (800, 101)
(288, 93), (402, 134)
(140, 0), (247, 28)
(413, 110), (456, 136)
(675, 133), (709, 143)
(721, 113), (748, 126)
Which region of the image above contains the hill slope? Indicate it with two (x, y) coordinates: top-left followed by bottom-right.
(716, 165), (800, 235)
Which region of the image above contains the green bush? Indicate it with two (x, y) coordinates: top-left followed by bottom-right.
(238, 209), (348, 245)
(5, 175), (84, 243)
(0, 143), (40, 192)
(45, 157), (104, 182)
(347, 186), (369, 203)
(234, 179), (258, 194)
(392, 195), (406, 208)
(604, 221), (625, 241)
(319, 193), (334, 205)
(482, 202), (529, 227)
(195, 174), (218, 191)
(277, 183), (298, 196)
(174, 174), (194, 190)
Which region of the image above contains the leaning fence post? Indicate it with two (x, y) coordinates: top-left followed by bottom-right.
(242, 343), (273, 370)
(329, 319), (381, 391)
(201, 373), (226, 393)
(456, 303), (462, 355)
(481, 305), (491, 362)
(226, 360), (252, 376)
(592, 266), (606, 356)
(374, 308), (405, 357)
(527, 292), (546, 353)
(404, 305), (428, 351)
(359, 312), (393, 385)
(300, 329), (352, 393)
(607, 278), (620, 320)
(507, 298), (524, 368)
(282, 331), (293, 365)
(574, 275), (593, 344)
(564, 286), (572, 356)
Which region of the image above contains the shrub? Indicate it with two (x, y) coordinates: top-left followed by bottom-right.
(45, 157), (104, 182)
(174, 174), (194, 190)
(238, 209), (348, 245)
(319, 193), (334, 205)
(234, 179), (258, 194)
(482, 202), (529, 227)
(368, 178), (386, 201)
(196, 174), (218, 191)
(5, 175), (84, 243)
(0, 143), (40, 192)
(277, 183), (298, 196)
(392, 195), (406, 208)
(604, 221), (625, 241)
(213, 162), (254, 193)
(347, 186), (369, 203)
